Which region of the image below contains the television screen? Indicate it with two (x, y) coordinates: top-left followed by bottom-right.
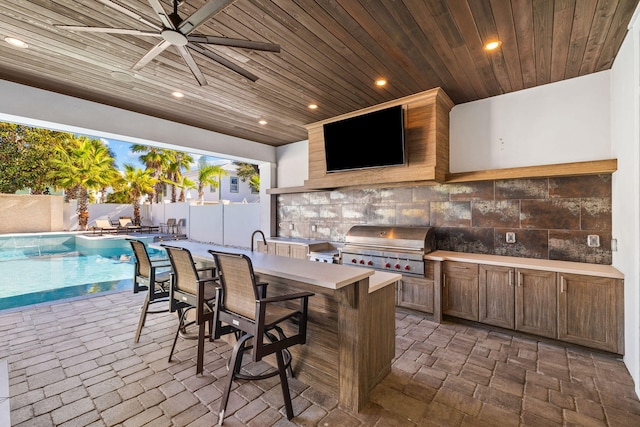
(323, 105), (405, 173)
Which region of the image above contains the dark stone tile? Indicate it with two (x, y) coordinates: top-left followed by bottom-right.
(494, 229), (548, 259)
(581, 198), (611, 231)
(449, 181), (495, 201)
(549, 230), (612, 264)
(379, 187), (414, 203)
(430, 202), (471, 227)
(435, 227), (494, 254)
(549, 175), (611, 198)
(472, 200), (520, 228)
(521, 199), (581, 230)
(495, 178), (548, 200)
(344, 188), (382, 204)
(413, 185), (450, 202)
(395, 204), (429, 225)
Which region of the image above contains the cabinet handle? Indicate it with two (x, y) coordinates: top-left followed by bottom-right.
(561, 276), (566, 293)
(517, 271), (522, 287)
(509, 270), (513, 286)
(443, 273), (446, 288)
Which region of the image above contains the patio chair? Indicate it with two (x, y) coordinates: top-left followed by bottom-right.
(163, 245), (217, 375)
(160, 218), (177, 234)
(92, 219), (119, 234)
(208, 250), (314, 424)
(128, 239), (172, 343)
(140, 218), (160, 233)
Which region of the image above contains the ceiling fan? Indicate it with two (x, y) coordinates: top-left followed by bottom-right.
(56, 0), (280, 85)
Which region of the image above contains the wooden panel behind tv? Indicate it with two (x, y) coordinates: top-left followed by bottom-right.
(304, 88), (454, 189)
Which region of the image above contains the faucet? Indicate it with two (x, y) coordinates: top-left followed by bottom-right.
(251, 230), (267, 251)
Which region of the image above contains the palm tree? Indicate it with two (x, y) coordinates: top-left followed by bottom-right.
(131, 145), (169, 203)
(175, 175), (196, 202)
(52, 136), (118, 229)
(197, 165), (228, 204)
(165, 150), (193, 202)
(122, 165), (157, 225)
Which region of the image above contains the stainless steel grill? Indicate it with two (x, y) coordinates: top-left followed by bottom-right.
(340, 225), (436, 276)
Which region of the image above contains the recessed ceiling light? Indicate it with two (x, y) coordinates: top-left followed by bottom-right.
(172, 91), (185, 98)
(375, 79), (387, 87)
(258, 119), (268, 125)
(4, 37), (28, 48)
(484, 40), (502, 51)
(308, 103), (318, 110)
(110, 71), (134, 82)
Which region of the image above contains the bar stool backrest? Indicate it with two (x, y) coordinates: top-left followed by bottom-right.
(214, 252), (260, 321)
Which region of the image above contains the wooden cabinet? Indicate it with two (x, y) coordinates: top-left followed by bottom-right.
(258, 241), (308, 259)
(515, 268), (557, 339)
(397, 261), (435, 314)
(558, 273), (624, 353)
(442, 261), (479, 321)
(479, 265), (515, 329)
(256, 241), (276, 255)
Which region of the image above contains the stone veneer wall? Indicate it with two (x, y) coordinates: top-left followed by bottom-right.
(276, 174), (612, 264)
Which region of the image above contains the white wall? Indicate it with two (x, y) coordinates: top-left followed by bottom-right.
(450, 71), (611, 172)
(276, 140), (309, 186)
(611, 13), (640, 396)
(0, 80), (276, 165)
(189, 204), (224, 245)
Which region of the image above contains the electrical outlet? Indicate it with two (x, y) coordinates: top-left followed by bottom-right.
(587, 235), (600, 247)
(506, 232), (516, 243)
(311, 225), (317, 232)
(289, 223), (294, 230)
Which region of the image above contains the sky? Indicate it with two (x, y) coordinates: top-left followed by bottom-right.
(93, 137), (226, 172)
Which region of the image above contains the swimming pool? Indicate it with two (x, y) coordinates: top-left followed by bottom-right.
(0, 233), (166, 310)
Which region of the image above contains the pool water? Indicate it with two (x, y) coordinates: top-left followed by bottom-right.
(0, 233), (166, 310)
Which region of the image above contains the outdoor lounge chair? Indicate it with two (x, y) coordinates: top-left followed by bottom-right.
(140, 218), (160, 233)
(92, 219), (119, 234)
(119, 218), (142, 233)
(160, 218), (177, 234)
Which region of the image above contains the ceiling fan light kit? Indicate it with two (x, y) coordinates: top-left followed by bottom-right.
(57, 0), (280, 86)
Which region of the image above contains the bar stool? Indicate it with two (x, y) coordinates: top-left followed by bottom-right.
(128, 239), (172, 343)
(208, 250), (314, 425)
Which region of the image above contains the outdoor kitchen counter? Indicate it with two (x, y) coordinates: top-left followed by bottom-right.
(153, 240), (398, 413)
(425, 250), (624, 279)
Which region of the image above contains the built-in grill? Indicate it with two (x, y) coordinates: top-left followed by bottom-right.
(340, 225), (436, 277)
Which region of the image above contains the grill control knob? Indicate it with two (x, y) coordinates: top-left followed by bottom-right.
(351, 259), (357, 264)
(404, 265), (411, 271)
(359, 260), (365, 264)
(394, 263), (401, 269)
(367, 260), (373, 266)
(385, 263), (391, 268)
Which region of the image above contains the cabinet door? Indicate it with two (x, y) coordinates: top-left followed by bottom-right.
(442, 261), (479, 321)
(256, 241), (269, 254)
(290, 245), (308, 259)
(479, 265), (515, 329)
(515, 268), (557, 338)
(397, 276), (434, 314)
(275, 243), (290, 257)
(558, 274), (622, 353)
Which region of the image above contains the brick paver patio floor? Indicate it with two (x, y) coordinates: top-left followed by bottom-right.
(2, 290), (640, 426)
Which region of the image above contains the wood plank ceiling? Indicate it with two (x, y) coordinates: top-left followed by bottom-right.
(0, 0), (636, 147)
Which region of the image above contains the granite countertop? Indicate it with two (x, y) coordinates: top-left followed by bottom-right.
(425, 250), (624, 279)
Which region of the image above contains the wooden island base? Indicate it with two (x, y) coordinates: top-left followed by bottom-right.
(257, 272), (397, 412)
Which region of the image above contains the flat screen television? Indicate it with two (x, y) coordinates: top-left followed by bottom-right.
(323, 105), (405, 173)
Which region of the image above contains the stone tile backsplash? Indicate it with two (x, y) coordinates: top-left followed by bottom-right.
(276, 174), (612, 264)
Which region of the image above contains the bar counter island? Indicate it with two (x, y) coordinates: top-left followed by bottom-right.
(154, 241), (401, 412)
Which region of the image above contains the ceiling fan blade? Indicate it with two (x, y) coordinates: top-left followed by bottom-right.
(176, 45), (208, 86)
(131, 40), (172, 71)
(147, 0), (174, 29)
(178, 0), (236, 35)
(55, 25), (160, 37)
(96, 0), (161, 31)
(187, 35), (280, 52)
(188, 42), (259, 82)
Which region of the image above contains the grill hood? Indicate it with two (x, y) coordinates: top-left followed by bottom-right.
(344, 225), (436, 253)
